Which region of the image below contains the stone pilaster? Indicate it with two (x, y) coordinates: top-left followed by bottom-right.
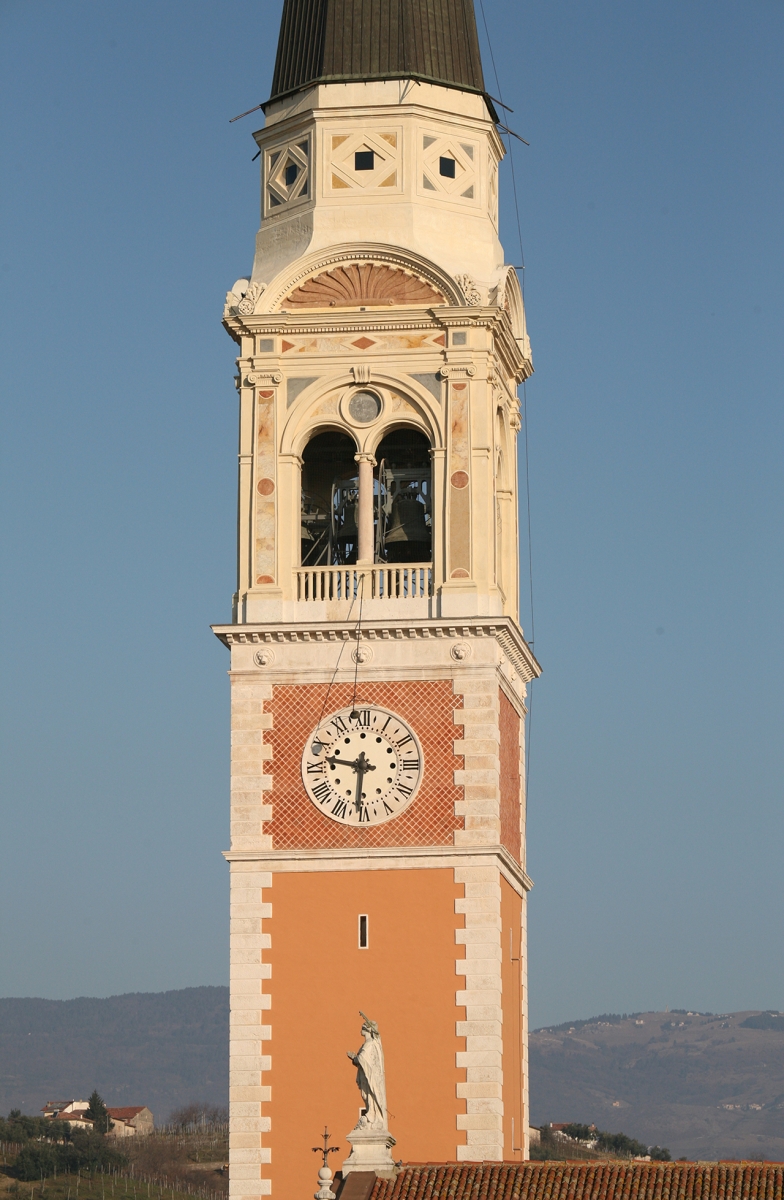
(229, 865), (272, 1198)
(230, 678), (273, 853)
(454, 864), (504, 1161)
(452, 674), (501, 848)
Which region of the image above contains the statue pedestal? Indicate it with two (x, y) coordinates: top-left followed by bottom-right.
(342, 1127), (397, 1179)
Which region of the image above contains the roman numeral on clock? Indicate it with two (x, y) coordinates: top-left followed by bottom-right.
(312, 781), (331, 805)
(303, 706), (422, 827)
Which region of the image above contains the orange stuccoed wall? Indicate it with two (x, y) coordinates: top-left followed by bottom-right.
(265, 868), (467, 1198)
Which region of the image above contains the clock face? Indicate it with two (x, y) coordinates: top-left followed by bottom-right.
(301, 705), (424, 826)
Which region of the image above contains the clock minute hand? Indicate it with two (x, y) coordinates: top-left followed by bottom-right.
(353, 751), (377, 813)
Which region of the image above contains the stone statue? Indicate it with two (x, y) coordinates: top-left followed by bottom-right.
(347, 1011), (387, 1130)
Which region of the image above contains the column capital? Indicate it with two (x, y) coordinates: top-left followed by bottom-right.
(354, 453), (377, 466)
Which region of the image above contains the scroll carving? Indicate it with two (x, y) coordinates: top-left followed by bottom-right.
(455, 273), (482, 306)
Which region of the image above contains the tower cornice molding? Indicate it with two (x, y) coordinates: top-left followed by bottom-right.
(224, 304), (532, 383)
(223, 843), (533, 896)
(212, 615), (541, 685)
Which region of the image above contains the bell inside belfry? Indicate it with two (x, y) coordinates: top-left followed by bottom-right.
(300, 427), (432, 567)
(375, 429), (432, 564)
(301, 431), (360, 565)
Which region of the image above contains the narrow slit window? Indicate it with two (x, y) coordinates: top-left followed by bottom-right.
(358, 914), (369, 949)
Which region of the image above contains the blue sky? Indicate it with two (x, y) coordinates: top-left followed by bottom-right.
(0, 1), (782, 1029)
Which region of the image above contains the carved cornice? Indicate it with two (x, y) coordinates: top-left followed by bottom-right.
(212, 616), (541, 684)
(224, 302), (533, 384)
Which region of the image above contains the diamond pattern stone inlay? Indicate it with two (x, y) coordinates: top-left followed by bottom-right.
(266, 681), (464, 849)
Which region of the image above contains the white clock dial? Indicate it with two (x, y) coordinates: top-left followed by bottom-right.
(301, 705), (424, 826)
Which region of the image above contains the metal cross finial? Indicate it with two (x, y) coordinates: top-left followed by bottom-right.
(312, 1127), (341, 1169)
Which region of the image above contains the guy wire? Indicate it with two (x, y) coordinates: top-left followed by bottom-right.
(315, 583), (360, 732)
(350, 573), (366, 715)
(478, 0), (536, 799)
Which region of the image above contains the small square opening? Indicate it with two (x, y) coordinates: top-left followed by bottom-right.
(284, 162), (299, 186)
(439, 156), (456, 178)
(358, 914), (369, 949)
(355, 150), (375, 171)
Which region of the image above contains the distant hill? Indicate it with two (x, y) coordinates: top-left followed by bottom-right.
(3, 991), (783, 1161)
(0, 987), (228, 1122)
(530, 1010), (784, 1162)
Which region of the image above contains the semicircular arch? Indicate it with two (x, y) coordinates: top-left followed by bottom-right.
(500, 266), (526, 343)
(281, 371), (443, 459)
(261, 243), (465, 313)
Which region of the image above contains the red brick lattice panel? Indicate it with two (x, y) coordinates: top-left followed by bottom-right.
(266, 681), (464, 849)
(372, 1163), (784, 1200)
(499, 690), (522, 863)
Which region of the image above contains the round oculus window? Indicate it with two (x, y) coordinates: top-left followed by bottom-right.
(348, 390), (382, 424)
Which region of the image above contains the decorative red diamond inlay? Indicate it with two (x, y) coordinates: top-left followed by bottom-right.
(264, 680), (464, 850)
(352, 337), (375, 350)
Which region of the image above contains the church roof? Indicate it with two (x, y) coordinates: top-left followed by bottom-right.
(268, 0), (486, 105)
(369, 1162), (784, 1200)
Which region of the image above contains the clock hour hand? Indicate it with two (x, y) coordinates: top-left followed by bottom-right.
(326, 754), (363, 770)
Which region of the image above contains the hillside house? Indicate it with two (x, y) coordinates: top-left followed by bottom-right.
(54, 1112), (95, 1132)
(106, 1107), (154, 1136)
(41, 1100), (89, 1119)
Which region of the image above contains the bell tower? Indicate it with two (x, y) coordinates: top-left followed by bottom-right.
(214, 1), (540, 1196)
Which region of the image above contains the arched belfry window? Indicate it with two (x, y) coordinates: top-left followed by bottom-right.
(300, 427), (432, 567)
(374, 429), (431, 564)
(301, 431), (359, 566)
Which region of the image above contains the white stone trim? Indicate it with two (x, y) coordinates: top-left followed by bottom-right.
(223, 845), (531, 896)
(230, 863), (273, 1198)
(452, 675), (501, 850)
(454, 864), (504, 1162)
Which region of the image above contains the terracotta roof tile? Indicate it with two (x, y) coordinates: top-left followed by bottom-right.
(369, 1164), (784, 1200)
(107, 1107), (146, 1120)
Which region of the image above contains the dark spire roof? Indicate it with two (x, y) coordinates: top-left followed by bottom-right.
(268, 0), (486, 105)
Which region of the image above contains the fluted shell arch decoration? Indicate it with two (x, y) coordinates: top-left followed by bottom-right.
(282, 263), (447, 310)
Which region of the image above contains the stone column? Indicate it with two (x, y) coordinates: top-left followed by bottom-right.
(355, 453), (376, 564)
